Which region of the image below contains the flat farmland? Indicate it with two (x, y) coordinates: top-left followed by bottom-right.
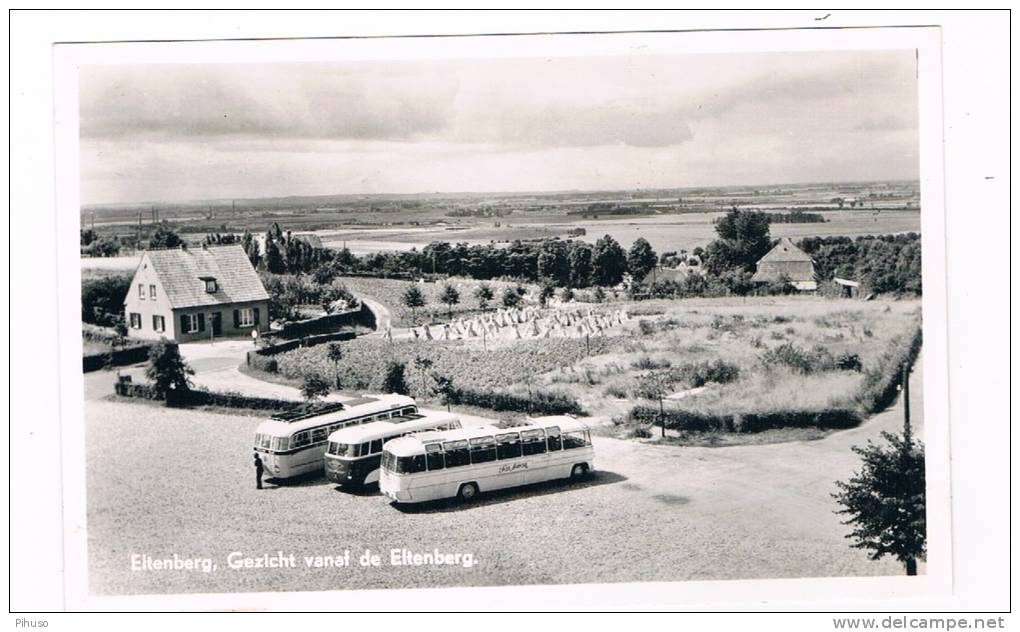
(84, 355), (922, 597)
(316, 209), (919, 255)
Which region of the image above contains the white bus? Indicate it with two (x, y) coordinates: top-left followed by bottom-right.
(324, 412), (462, 488)
(252, 394), (417, 479)
(379, 416), (594, 504)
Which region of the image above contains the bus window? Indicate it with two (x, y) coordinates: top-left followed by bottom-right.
(359, 442), (370, 456)
(291, 432), (311, 449)
(563, 431), (587, 449)
(402, 407), (416, 416)
(397, 454), (426, 474)
(329, 424), (341, 434)
(370, 439), (383, 454)
(443, 440), (470, 468)
(496, 433), (522, 460)
(271, 436), (288, 451)
(546, 426), (562, 451)
(425, 444), (445, 471)
(469, 436), (496, 464)
(258, 435), (271, 450)
(521, 429), (547, 456)
(311, 427), (328, 443)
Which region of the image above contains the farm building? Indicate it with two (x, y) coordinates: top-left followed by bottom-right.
(751, 237), (818, 291)
(123, 244), (270, 342)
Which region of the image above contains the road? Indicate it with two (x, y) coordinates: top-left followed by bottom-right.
(83, 352), (925, 596)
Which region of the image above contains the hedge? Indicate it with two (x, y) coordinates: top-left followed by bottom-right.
(854, 323), (923, 415)
(628, 405), (861, 433)
(114, 377), (301, 411)
(247, 330), (357, 370)
(274, 303), (376, 339)
(83, 343), (156, 373)
(449, 386), (584, 416)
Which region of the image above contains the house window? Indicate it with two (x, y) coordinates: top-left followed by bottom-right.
(138, 284), (145, 300)
(152, 315), (165, 333)
(129, 313), (142, 329)
(182, 313), (200, 333)
(149, 284), (156, 299)
(204, 279), (217, 293)
(237, 307), (254, 327)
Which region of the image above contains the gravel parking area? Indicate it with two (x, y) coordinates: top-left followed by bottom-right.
(84, 360), (923, 596)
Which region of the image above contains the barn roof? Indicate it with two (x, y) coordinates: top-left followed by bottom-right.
(757, 237), (814, 264)
(140, 244), (269, 309)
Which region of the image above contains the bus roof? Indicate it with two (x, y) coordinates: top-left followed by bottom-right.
(383, 416), (590, 457)
(255, 394), (416, 436)
(327, 411), (462, 444)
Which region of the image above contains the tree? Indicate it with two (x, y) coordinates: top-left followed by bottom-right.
(591, 235), (627, 286)
(501, 286), (522, 309)
(439, 284), (461, 319)
(402, 286), (427, 324)
(145, 339), (193, 406)
(568, 242), (594, 288)
(148, 224), (183, 249)
(241, 231), (261, 269)
(412, 356), (433, 399)
(474, 283), (494, 310)
(300, 373), (331, 402)
(627, 237), (658, 284)
(637, 370), (673, 438)
(80, 228), (97, 246)
(430, 373), (456, 412)
(326, 343), (344, 389)
(537, 241), (569, 285)
(263, 237), (286, 274)
(539, 283), (555, 307)
(381, 361), (409, 395)
(833, 431), (926, 575)
(592, 286), (606, 303)
(703, 207), (772, 274)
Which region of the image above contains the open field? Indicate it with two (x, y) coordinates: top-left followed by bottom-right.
(319, 209), (920, 256)
(268, 295), (920, 424)
(83, 354), (922, 596)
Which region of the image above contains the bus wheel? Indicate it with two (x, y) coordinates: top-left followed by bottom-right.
(570, 464), (589, 480)
(457, 482), (479, 501)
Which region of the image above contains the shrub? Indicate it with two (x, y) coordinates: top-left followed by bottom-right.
(144, 339), (194, 406)
(630, 355), (671, 370)
(637, 320), (655, 336)
(837, 352), (863, 372)
(760, 343), (837, 374)
(300, 374), (331, 402)
(676, 360), (741, 387)
(448, 386), (583, 416)
(81, 274), (131, 326)
(381, 361), (409, 395)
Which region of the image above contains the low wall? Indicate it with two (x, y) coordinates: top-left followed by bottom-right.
(83, 343), (156, 373)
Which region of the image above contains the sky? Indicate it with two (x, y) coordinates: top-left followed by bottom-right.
(79, 49), (919, 205)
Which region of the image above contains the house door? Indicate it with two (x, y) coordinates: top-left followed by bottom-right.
(210, 312), (222, 336)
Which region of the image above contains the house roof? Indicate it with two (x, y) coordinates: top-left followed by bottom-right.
(139, 244), (269, 309)
(756, 237), (814, 264)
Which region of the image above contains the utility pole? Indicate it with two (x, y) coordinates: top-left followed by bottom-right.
(902, 362), (911, 443)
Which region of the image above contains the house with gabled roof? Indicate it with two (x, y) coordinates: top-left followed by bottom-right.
(123, 243), (270, 342)
(751, 237), (818, 292)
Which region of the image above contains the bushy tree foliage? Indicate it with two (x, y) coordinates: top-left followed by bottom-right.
(439, 284), (461, 318)
(592, 235), (627, 286)
(381, 361), (409, 395)
(833, 430), (926, 575)
(474, 284), (494, 310)
(145, 339), (193, 406)
(501, 286), (522, 309)
(402, 286), (427, 323)
(148, 224), (184, 249)
(300, 373), (331, 402)
(703, 207), (772, 274)
(627, 237), (658, 283)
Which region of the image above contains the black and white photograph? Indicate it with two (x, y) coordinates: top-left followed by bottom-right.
(10, 10), (1010, 618)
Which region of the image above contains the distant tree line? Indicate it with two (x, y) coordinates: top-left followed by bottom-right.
(799, 233), (922, 296)
(760, 211), (827, 224)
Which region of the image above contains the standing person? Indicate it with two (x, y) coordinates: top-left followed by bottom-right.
(253, 452), (264, 490)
